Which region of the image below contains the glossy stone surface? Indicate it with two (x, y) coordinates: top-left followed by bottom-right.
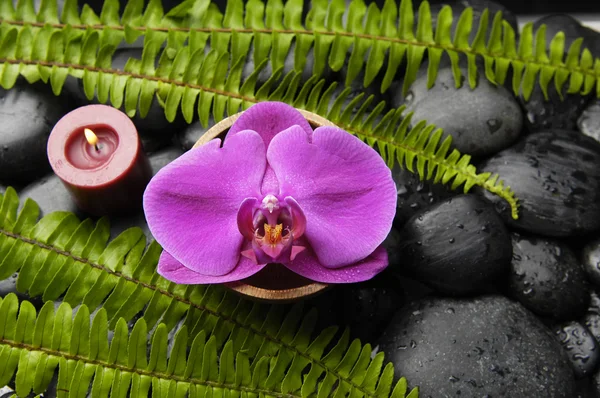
(554, 322), (600, 379)
(379, 295), (577, 397)
(0, 82), (67, 185)
(401, 66), (523, 157)
(508, 234), (589, 320)
(394, 195), (512, 295)
(480, 130), (600, 236)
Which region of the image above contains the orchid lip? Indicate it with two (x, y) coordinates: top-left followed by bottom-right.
(237, 194), (306, 264)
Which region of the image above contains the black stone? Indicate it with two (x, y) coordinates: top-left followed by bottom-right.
(148, 146), (184, 174)
(391, 165), (455, 227)
(378, 295), (577, 397)
(177, 118), (213, 151)
(588, 291), (600, 315)
(19, 174), (81, 218)
(0, 82), (67, 186)
(309, 275), (403, 343)
(554, 321), (600, 379)
(479, 130), (600, 237)
(381, 227), (402, 269)
(583, 312), (600, 347)
(508, 233), (589, 321)
(520, 82), (591, 134)
(394, 194), (512, 295)
(578, 100), (600, 143)
(400, 65), (523, 157)
(582, 238), (600, 289)
(520, 14), (600, 133)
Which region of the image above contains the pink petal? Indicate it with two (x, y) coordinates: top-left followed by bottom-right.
(285, 196), (306, 239)
(143, 130), (266, 276)
(284, 245), (389, 283)
(226, 102), (314, 195)
(157, 250), (266, 284)
(237, 197), (258, 241)
(226, 102), (313, 147)
(267, 126), (397, 268)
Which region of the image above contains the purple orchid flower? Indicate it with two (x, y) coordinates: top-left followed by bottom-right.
(143, 102), (397, 284)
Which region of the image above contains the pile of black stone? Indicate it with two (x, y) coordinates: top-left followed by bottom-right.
(1, 0), (600, 397)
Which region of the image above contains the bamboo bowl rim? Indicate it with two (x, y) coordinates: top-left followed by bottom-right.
(193, 109), (335, 303)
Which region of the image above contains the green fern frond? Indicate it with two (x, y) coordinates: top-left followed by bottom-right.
(0, 189), (418, 398)
(0, 25), (519, 217)
(0, 294), (420, 397)
(1, 0), (599, 99)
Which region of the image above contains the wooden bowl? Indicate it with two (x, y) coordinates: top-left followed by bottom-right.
(193, 109), (334, 303)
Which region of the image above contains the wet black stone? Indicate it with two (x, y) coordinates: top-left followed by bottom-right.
(582, 238), (600, 288)
(520, 15), (600, 133)
(148, 146), (184, 174)
(378, 295), (577, 397)
(382, 227), (402, 269)
(391, 165), (454, 227)
(177, 119), (213, 151)
(554, 321), (600, 379)
(509, 233), (589, 321)
(394, 194), (512, 295)
(400, 65), (523, 157)
(578, 100), (600, 143)
(583, 312), (600, 347)
(309, 275), (403, 343)
(588, 291), (600, 315)
(19, 174), (81, 218)
(0, 82), (67, 186)
(480, 130), (600, 237)
(520, 83), (591, 134)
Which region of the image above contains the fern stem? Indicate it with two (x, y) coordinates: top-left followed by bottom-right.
(0, 227), (381, 398)
(0, 337), (299, 397)
(0, 55), (519, 217)
(1, 19), (598, 82)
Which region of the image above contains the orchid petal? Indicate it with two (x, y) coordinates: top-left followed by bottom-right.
(285, 196), (306, 239)
(237, 197), (258, 241)
(226, 102), (313, 147)
(268, 125), (397, 268)
(284, 245), (389, 283)
(157, 250), (265, 284)
(144, 130), (266, 276)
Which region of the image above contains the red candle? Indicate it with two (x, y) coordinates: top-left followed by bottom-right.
(47, 104), (152, 216)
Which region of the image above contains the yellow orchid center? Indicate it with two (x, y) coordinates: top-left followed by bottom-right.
(263, 223), (284, 246)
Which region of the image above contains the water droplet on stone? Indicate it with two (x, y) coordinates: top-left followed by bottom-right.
(486, 118), (502, 133)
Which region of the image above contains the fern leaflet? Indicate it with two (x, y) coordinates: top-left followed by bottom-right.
(0, 24), (519, 217)
(0, 188), (418, 397)
(0, 0), (598, 99)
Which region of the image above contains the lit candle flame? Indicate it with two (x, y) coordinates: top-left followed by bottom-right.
(84, 128), (99, 150)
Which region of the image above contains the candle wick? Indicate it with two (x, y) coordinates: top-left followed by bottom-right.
(94, 144), (100, 151)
